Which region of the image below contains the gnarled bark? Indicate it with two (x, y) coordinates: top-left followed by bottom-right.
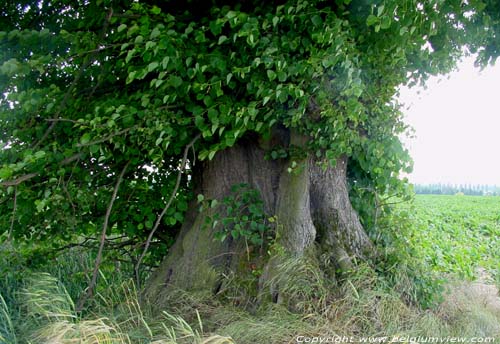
(143, 131), (375, 305)
(258, 132), (317, 303)
(143, 136), (284, 301)
(310, 155), (373, 272)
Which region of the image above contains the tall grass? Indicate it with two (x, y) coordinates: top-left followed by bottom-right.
(215, 261), (500, 343)
(0, 294), (17, 344)
(0, 270), (235, 344)
(0, 243), (235, 344)
(0, 254), (498, 344)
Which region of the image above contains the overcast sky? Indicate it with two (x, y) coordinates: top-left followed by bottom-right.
(398, 57), (500, 186)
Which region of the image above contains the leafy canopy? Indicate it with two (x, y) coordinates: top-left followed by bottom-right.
(0, 0), (498, 261)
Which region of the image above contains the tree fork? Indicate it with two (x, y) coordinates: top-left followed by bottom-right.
(143, 132), (373, 305)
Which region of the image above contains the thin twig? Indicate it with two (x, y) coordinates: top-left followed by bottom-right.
(378, 200), (411, 207)
(111, 13), (141, 19)
(207, 252), (237, 261)
(46, 118), (107, 130)
(76, 126), (137, 147)
(134, 134), (200, 287)
(53, 237), (93, 252)
(61, 153), (83, 165)
(8, 186), (17, 241)
(45, 118), (82, 124)
(76, 160), (129, 312)
(62, 182), (77, 215)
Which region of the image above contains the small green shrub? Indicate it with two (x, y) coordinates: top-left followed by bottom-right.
(199, 183), (272, 246)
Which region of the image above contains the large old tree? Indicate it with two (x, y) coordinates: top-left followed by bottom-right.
(1, 0), (499, 304)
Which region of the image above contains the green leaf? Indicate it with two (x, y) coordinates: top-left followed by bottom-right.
(174, 212), (183, 221)
(380, 16), (391, 29)
(125, 49), (136, 63)
(311, 15), (322, 27)
(134, 35), (144, 44)
(148, 61), (159, 72)
(209, 21), (222, 35)
(34, 151), (46, 159)
(150, 27), (161, 39)
(151, 6), (161, 15)
(169, 76), (183, 88)
(127, 71), (137, 84)
(377, 5), (385, 17)
(208, 150), (216, 160)
(177, 200), (188, 211)
(267, 70), (276, 81)
(0, 167), (12, 180)
(218, 35), (228, 45)
(366, 14), (378, 26)
(80, 133), (91, 145)
(117, 24), (127, 33)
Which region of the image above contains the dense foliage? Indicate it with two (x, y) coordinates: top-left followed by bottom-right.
(1, 0), (499, 269)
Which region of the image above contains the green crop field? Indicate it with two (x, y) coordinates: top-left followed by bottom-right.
(401, 194), (500, 283)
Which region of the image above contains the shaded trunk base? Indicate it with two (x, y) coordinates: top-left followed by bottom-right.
(143, 132), (374, 307)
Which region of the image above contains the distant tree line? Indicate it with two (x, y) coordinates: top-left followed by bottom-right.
(414, 183), (500, 196)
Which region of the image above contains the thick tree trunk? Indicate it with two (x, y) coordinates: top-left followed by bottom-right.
(143, 135), (285, 301)
(143, 131), (375, 304)
(309, 155), (373, 273)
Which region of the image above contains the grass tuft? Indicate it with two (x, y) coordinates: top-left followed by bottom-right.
(0, 293), (17, 344)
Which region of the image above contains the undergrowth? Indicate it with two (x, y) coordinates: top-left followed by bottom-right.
(1, 195), (499, 343)
(0, 246), (234, 344)
(1, 245), (499, 344)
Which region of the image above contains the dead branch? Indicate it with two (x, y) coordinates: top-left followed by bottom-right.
(8, 186), (17, 241)
(134, 134), (201, 287)
(76, 160), (129, 312)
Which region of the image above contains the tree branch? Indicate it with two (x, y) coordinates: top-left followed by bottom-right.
(60, 153), (83, 165)
(45, 118), (82, 124)
(76, 160), (129, 312)
(0, 153), (82, 188)
(76, 126), (138, 147)
(0, 173), (38, 187)
(8, 186), (17, 241)
(134, 134), (200, 287)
